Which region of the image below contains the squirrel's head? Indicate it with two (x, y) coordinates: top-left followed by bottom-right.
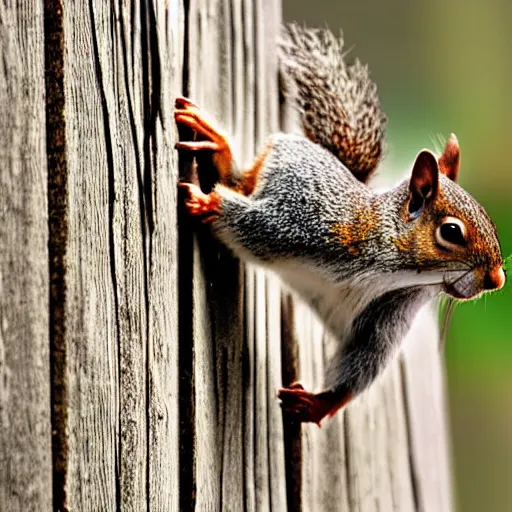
(396, 134), (505, 300)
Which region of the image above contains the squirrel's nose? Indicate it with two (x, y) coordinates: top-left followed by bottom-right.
(483, 266), (506, 291)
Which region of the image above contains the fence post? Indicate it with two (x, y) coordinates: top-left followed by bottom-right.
(0, 1), (452, 510)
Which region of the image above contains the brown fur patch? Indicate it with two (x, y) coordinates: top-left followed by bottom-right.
(331, 202), (379, 255)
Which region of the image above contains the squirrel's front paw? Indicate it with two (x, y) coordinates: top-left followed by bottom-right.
(178, 182), (221, 224)
(278, 383), (352, 426)
(174, 97), (234, 183)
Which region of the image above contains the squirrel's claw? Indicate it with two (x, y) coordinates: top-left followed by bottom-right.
(175, 96), (199, 109)
(174, 109), (228, 146)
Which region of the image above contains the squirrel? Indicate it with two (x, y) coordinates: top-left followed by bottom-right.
(175, 24), (505, 426)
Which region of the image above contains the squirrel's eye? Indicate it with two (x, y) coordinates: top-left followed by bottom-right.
(436, 217), (466, 249)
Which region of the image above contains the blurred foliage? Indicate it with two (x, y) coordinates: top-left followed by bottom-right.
(285, 1), (512, 510)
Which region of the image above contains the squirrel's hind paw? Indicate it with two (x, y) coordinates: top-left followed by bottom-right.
(278, 385), (352, 426)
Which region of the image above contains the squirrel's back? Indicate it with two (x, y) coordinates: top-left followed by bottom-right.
(253, 133), (367, 204)
(279, 24), (387, 184)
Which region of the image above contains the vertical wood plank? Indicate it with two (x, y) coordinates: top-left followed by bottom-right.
(254, 268), (270, 510)
(244, 265), (257, 512)
(253, 1), (286, 508)
(266, 276), (287, 511)
(312, 333), (350, 512)
(147, 1), (182, 510)
(298, 306), (325, 510)
(0, 1), (52, 510)
(62, 0), (121, 506)
(293, 298), (449, 511)
(379, 363), (416, 510)
(187, 0), (224, 509)
(261, 2), (287, 509)
(61, 1), (184, 509)
(280, 293), (303, 512)
(402, 305), (453, 512)
(242, 0), (257, 509)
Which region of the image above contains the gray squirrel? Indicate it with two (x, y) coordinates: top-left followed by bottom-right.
(175, 25), (505, 425)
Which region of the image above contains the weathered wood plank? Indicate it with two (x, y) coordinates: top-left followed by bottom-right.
(252, 2), (287, 508)
(244, 266), (257, 511)
(312, 333), (350, 512)
(242, 0), (257, 509)
(259, 1), (287, 508)
(280, 293), (303, 512)
(186, 0), (226, 509)
(0, 1), (52, 510)
(342, 364), (414, 511)
(62, 0), (121, 506)
(379, 363), (416, 510)
(266, 276), (287, 511)
(146, 2), (182, 510)
(401, 304), (453, 512)
(61, 1), (183, 509)
(298, 304), (327, 510)
(254, 268), (271, 510)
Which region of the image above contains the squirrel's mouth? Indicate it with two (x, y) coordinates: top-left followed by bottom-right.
(443, 281), (479, 300)
(443, 266), (505, 300)
(442, 269), (480, 300)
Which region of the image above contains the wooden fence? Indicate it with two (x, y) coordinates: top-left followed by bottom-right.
(0, 0), (452, 510)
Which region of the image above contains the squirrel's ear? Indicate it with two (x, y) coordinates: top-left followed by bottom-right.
(407, 150), (439, 219)
(438, 133), (460, 182)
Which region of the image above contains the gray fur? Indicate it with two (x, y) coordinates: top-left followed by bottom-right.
(327, 286), (435, 392)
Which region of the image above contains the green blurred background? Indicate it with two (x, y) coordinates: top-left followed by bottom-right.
(284, 1), (512, 511)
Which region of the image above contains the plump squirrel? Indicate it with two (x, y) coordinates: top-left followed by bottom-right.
(175, 24), (505, 426)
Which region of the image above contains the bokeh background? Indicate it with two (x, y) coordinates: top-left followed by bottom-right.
(284, 2), (512, 511)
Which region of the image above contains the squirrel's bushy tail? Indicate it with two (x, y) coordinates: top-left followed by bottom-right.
(279, 24), (387, 183)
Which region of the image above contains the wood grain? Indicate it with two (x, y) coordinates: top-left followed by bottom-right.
(60, 1), (182, 509)
(0, 1), (52, 510)
(0, 0), (454, 509)
(401, 304), (453, 512)
(146, 2), (182, 511)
